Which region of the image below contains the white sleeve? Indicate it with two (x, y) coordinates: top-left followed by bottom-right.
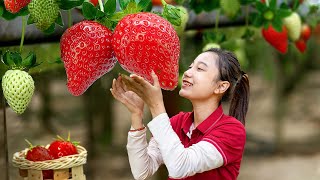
(126, 127), (163, 180)
(147, 113), (224, 179)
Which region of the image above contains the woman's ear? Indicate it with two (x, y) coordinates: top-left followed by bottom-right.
(214, 81), (230, 94)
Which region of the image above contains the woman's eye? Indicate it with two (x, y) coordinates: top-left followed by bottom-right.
(197, 67), (204, 71)
(188, 66), (192, 69)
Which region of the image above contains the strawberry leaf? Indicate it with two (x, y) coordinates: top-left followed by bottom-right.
(119, 0), (131, 10)
(104, 0), (116, 16)
(110, 11), (126, 22)
(0, 5), (3, 17)
(59, 0), (85, 10)
(27, 15), (35, 25)
(82, 2), (97, 20)
(2, 51), (16, 67)
(277, 8), (291, 18)
(55, 12), (64, 27)
(43, 24), (55, 34)
(16, 7), (29, 16)
(162, 2), (182, 26)
(22, 52), (36, 69)
(1, 9), (18, 20)
(10, 52), (22, 66)
(269, 0), (277, 9)
(271, 16), (283, 32)
(137, 0), (151, 11)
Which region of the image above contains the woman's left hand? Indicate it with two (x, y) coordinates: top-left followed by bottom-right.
(121, 71), (166, 118)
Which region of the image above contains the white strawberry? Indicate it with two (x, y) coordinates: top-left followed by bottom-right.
(2, 70), (35, 114)
(283, 12), (302, 41)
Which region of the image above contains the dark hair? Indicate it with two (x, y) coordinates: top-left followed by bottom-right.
(205, 48), (250, 125)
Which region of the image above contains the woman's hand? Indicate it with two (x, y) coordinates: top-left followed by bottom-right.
(110, 76), (145, 128)
(120, 71), (166, 118)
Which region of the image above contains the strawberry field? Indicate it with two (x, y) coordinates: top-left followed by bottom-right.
(1, 0), (320, 179)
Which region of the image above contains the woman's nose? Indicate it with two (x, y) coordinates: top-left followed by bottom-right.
(184, 68), (192, 77)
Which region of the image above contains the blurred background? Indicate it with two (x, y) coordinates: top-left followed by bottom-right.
(1, 0), (320, 180)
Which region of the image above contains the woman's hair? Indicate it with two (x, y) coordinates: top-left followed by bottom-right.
(205, 48), (250, 125)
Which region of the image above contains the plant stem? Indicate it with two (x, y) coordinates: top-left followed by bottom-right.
(266, 0), (269, 6)
(215, 9), (220, 32)
(68, 10), (72, 28)
(245, 5), (249, 27)
(98, 0), (104, 12)
(19, 16), (26, 53)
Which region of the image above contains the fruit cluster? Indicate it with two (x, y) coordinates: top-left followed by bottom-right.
(24, 135), (79, 179)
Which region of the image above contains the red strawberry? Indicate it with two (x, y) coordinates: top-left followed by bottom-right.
(60, 20), (116, 96)
(48, 134), (78, 159)
(301, 24), (312, 41)
(4, 0), (31, 14)
(112, 12), (180, 90)
(90, 0), (98, 6)
(295, 38), (307, 53)
(262, 25), (288, 54)
(25, 140), (53, 179)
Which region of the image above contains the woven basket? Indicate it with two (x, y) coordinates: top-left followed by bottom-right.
(12, 145), (87, 180)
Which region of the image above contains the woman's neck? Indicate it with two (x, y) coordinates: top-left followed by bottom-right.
(192, 99), (220, 127)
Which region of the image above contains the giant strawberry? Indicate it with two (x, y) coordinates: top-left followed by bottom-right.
(262, 25), (288, 54)
(2, 70), (35, 114)
(28, 0), (60, 31)
(4, 0), (31, 13)
(112, 12), (180, 90)
(60, 20), (116, 96)
(48, 134), (78, 159)
(25, 140), (54, 179)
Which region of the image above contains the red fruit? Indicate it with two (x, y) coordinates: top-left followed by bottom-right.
(112, 12), (180, 90)
(295, 39), (307, 53)
(90, 0), (98, 6)
(48, 134), (78, 159)
(25, 140), (53, 179)
(60, 20), (116, 96)
(301, 24), (312, 41)
(4, 0), (31, 13)
(262, 25), (288, 54)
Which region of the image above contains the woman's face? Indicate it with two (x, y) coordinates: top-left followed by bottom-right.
(179, 52), (221, 100)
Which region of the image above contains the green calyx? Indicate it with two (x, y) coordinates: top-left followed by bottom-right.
(263, 10), (274, 20)
(56, 132), (80, 146)
(1, 50), (37, 71)
(161, 0), (182, 26)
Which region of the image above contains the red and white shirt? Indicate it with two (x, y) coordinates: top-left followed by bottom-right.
(127, 105), (246, 180)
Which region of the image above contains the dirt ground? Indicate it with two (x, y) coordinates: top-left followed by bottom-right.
(1, 71), (320, 180)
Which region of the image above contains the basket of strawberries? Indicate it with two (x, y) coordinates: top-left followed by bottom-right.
(12, 133), (87, 180)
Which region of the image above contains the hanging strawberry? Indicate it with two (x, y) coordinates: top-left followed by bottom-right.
(4, 0), (31, 14)
(262, 25), (288, 54)
(25, 140), (53, 179)
(28, 0), (60, 31)
(1, 51), (37, 114)
(294, 38), (306, 53)
(112, 12), (180, 90)
(294, 24), (312, 53)
(282, 12), (302, 41)
(220, 0), (241, 19)
(60, 20), (116, 96)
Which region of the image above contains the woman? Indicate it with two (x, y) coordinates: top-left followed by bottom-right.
(110, 48), (250, 180)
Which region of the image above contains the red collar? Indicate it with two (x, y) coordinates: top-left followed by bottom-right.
(182, 105), (224, 134)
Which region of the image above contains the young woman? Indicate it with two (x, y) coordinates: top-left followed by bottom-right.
(110, 48), (250, 180)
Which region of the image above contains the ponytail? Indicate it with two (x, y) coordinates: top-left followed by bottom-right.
(229, 72), (250, 125)
(204, 48), (250, 125)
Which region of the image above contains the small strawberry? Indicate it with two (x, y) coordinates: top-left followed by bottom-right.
(4, 0), (31, 13)
(60, 20), (116, 96)
(112, 12), (180, 90)
(282, 12), (302, 41)
(262, 25), (288, 54)
(295, 38), (307, 53)
(2, 70), (35, 114)
(202, 43), (221, 52)
(220, 0), (241, 19)
(28, 0), (60, 31)
(25, 140), (53, 179)
(301, 24), (312, 41)
(48, 133), (78, 159)
(89, 0), (98, 6)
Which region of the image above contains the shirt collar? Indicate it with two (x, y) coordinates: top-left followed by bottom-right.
(182, 105), (224, 134)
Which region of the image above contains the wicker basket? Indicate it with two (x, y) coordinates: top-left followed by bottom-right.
(12, 145), (87, 180)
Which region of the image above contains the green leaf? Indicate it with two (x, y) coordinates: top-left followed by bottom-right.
(10, 52), (22, 66)
(59, 0), (85, 10)
(137, 0), (151, 11)
(96, 9), (105, 19)
(277, 9), (291, 18)
(55, 12), (64, 27)
(272, 16), (283, 32)
(269, 0), (277, 9)
(22, 52), (36, 68)
(162, 3), (182, 26)
(27, 15), (35, 25)
(82, 2), (97, 20)
(240, 0), (256, 5)
(203, 0), (219, 12)
(119, 0), (130, 10)
(2, 10), (18, 20)
(110, 11), (126, 21)
(255, 1), (267, 12)
(104, 0), (116, 16)
(189, 0), (204, 14)
(43, 23), (55, 34)
(0, 5), (4, 17)
(250, 12), (263, 27)
(16, 7), (29, 16)
(2, 51), (16, 67)
(123, 2), (139, 14)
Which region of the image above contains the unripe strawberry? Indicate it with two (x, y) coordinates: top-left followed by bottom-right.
(220, 0), (240, 19)
(172, 6), (189, 36)
(202, 43), (221, 52)
(2, 70), (35, 114)
(28, 0), (60, 31)
(282, 12), (301, 41)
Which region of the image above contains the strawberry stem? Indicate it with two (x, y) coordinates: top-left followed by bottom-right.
(266, 0), (269, 6)
(245, 5), (249, 27)
(215, 9), (220, 32)
(98, 0), (104, 12)
(68, 10), (72, 28)
(19, 16), (26, 53)
(25, 139), (34, 149)
(67, 131), (71, 141)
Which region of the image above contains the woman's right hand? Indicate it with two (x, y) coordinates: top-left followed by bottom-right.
(110, 76), (145, 119)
